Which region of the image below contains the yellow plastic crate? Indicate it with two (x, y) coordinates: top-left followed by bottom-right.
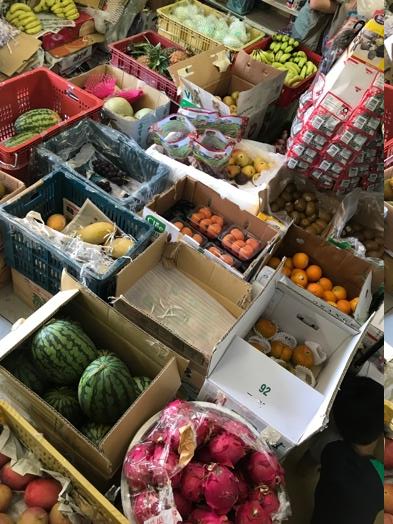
(157, 0), (264, 53)
(0, 401), (128, 524)
(385, 399), (393, 431)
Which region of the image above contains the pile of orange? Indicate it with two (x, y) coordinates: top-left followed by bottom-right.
(268, 253), (359, 316)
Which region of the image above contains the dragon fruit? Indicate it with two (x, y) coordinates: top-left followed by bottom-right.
(181, 462), (206, 502)
(174, 490), (193, 519)
(195, 415), (212, 446)
(190, 507), (229, 524)
(235, 501), (271, 524)
(259, 490), (280, 516)
(235, 472), (249, 504)
(171, 469), (183, 489)
(133, 490), (160, 524)
(124, 443), (153, 491)
(208, 432), (246, 468)
(162, 399), (190, 418)
(246, 452), (281, 488)
(223, 420), (255, 445)
(204, 464), (239, 514)
(196, 446), (213, 464)
(152, 445), (179, 486)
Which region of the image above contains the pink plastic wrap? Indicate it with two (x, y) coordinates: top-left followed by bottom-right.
(122, 401), (290, 524)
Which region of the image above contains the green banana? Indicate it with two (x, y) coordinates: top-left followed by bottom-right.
(275, 50), (283, 61)
(300, 65), (307, 78)
(280, 53), (291, 63)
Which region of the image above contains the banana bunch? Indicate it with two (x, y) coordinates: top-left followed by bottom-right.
(250, 33), (318, 88)
(6, 3), (42, 34)
(34, 0), (79, 20)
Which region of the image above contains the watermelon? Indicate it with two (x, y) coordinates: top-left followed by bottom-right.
(3, 352), (45, 395)
(2, 132), (36, 148)
(132, 376), (152, 396)
(15, 109), (61, 134)
(31, 319), (97, 385)
(78, 355), (136, 425)
(80, 422), (111, 446)
(44, 387), (82, 425)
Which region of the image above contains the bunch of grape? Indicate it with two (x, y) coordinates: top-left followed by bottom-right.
(92, 158), (128, 186)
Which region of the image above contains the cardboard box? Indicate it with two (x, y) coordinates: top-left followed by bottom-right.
(41, 12), (95, 51)
(169, 47), (285, 139)
(0, 273), (187, 483)
(198, 273), (370, 457)
(273, 225), (374, 332)
(143, 177), (279, 279)
(0, 172), (25, 252)
(0, 33), (41, 77)
(72, 65), (171, 148)
(114, 234), (253, 372)
(386, 253), (393, 294)
(385, 199), (393, 254)
(48, 33), (104, 58)
(11, 269), (53, 311)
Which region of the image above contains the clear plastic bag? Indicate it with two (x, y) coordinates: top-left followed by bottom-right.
(122, 263), (236, 358)
(122, 401), (291, 523)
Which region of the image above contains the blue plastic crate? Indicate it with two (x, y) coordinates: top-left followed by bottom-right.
(0, 168), (154, 299)
(34, 119), (170, 212)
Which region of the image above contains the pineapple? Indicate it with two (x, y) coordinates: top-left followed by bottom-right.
(169, 49), (189, 65)
(136, 55), (150, 67)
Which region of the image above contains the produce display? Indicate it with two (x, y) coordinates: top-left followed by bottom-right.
(250, 34), (317, 87)
(33, 0), (79, 20)
(2, 319), (152, 446)
(2, 110), (62, 149)
(339, 220), (384, 259)
(268, 252), (359, 316)
(125, 39), (189, 78)
(225, 150), (272, 185)
(215, 91), (240, 116)
(269, 184), (334, 236)
(122, 401), (289, 523)
(5, 3), (42, 34)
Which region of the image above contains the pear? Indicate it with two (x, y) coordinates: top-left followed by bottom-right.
(223, 95), (234, 106)
(233, 151), (251, 167)
(229, 104), (237, 115)
(231, 90), (240, 102)
(241, 165), (256, 178)
(226, 165), (241, 179)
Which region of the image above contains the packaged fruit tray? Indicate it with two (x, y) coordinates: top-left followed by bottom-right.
(109, 31), (187, 102)
(246, 35), (321, 107)
(0, 167), (153, 298)
(0, 401), (128, 523)
(157, 0), (265, 54)
(0, 68), (102, 172)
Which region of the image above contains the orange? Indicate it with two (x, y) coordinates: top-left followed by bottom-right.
(306, 265), (322, 282)
(292, 252), (309, 269)
(284, 258), (293, 270)
(319, 277), (333, 291)
(350, 297), (359, 313)
(268, 257), (281, 269)
(271, 341), (293, 362)
(307, 283), (324, 298)
(323, 290), (336, 302)
(292, 344), (314, 369)
(255, 318), (277, 339)
(282, 267), (292, 277)
(291, 269), (308, 288)
(336, 299), (351, 315)
(327, 301), (337, 307)
(332, 286), (347, 301)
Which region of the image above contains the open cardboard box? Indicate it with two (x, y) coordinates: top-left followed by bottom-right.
(113, 234), (253, 373)
(272, 225), (375, 333)
(169, 47), (285, 139)
(0, 172), (25, 252)
(143, 177), (279, 280)
(0, 272), (187, 484)
(198, 270), (370, 457)
(72, 65), (170, 148)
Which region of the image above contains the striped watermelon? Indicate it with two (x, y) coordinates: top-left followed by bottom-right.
(78, 355), (136, 425)
(132, 376), (152, 396)
(44, 387), (83, 426)
(3, 352), (46, 395)
(31, 319), (98, 385)
(2, 132), (36, 148)
(15, 109), (61, 134)
(80, 422), (111, 446)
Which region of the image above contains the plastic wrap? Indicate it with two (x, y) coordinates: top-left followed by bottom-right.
(121, 401), (290, 523)
(34, 119), (169, 211)
(123, 263), (236, 358)
(328, 189), (384, 262)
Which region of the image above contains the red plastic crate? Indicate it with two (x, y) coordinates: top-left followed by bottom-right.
(109, 31), (185, 102)
(0, 67), (102, 172)
(245, 37), (321, 107)
(385, 84), (393, 159)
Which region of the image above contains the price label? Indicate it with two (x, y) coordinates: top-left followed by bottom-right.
(146, 214), (166, 233)
(258, 384), (271, 397)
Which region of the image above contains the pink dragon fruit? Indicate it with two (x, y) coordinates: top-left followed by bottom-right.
(235, 501), (271, 524)
(162, 399), (190, 418)
(196, 446), (213, 464)
(190, 507), (229, 524)
(195, 415), (212, 446)
(245, 452), (281, 488)
(152, 445), (179, 486)
(174, 490), (193, 519)
(171, 469), (183, 489)
(204, 464), (239, 515)
(223, 420), (255, 445)
(181, 462), (206, 502)
(208, 432), (246, 468)
(260, 490), (280, 516)
(235, 472), (249, 504)
(133, 490), (160, 524)
(124, 443), (154, 491)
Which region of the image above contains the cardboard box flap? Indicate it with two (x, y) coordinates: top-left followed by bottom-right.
(233, 51), (286, 96)
(0, 289), (79, 361)
(209, 336), (324, 444)
(0, 33), (41, 77)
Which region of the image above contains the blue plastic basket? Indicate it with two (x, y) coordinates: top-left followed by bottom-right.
(34, 119), (170, 212)
(0, 168), (154, 299)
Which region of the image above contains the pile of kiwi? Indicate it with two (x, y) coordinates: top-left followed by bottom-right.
(385, 176), (393, 201)
(269, 183), (333, 236)
(341, 220), (384, 259)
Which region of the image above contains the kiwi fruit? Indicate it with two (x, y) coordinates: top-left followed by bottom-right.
(284, 202), (294, 213)
(294, 198), (306, 212)
(318, 209), (331, 222)
(292, 191), (301, 200)
(281, 190), (292, 202)
(300, 218), (311, 227)
(289, 211), (302, 225)
(305, 201), (317, 216)
(303, 192), (317, 202)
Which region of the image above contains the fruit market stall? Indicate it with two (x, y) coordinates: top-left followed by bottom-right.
(0, 0), (385, 522)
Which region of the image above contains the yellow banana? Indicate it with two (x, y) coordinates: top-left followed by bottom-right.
(10, 3), (31, 13)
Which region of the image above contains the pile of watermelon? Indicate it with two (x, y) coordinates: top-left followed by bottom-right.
(3, 319), (152, 446)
